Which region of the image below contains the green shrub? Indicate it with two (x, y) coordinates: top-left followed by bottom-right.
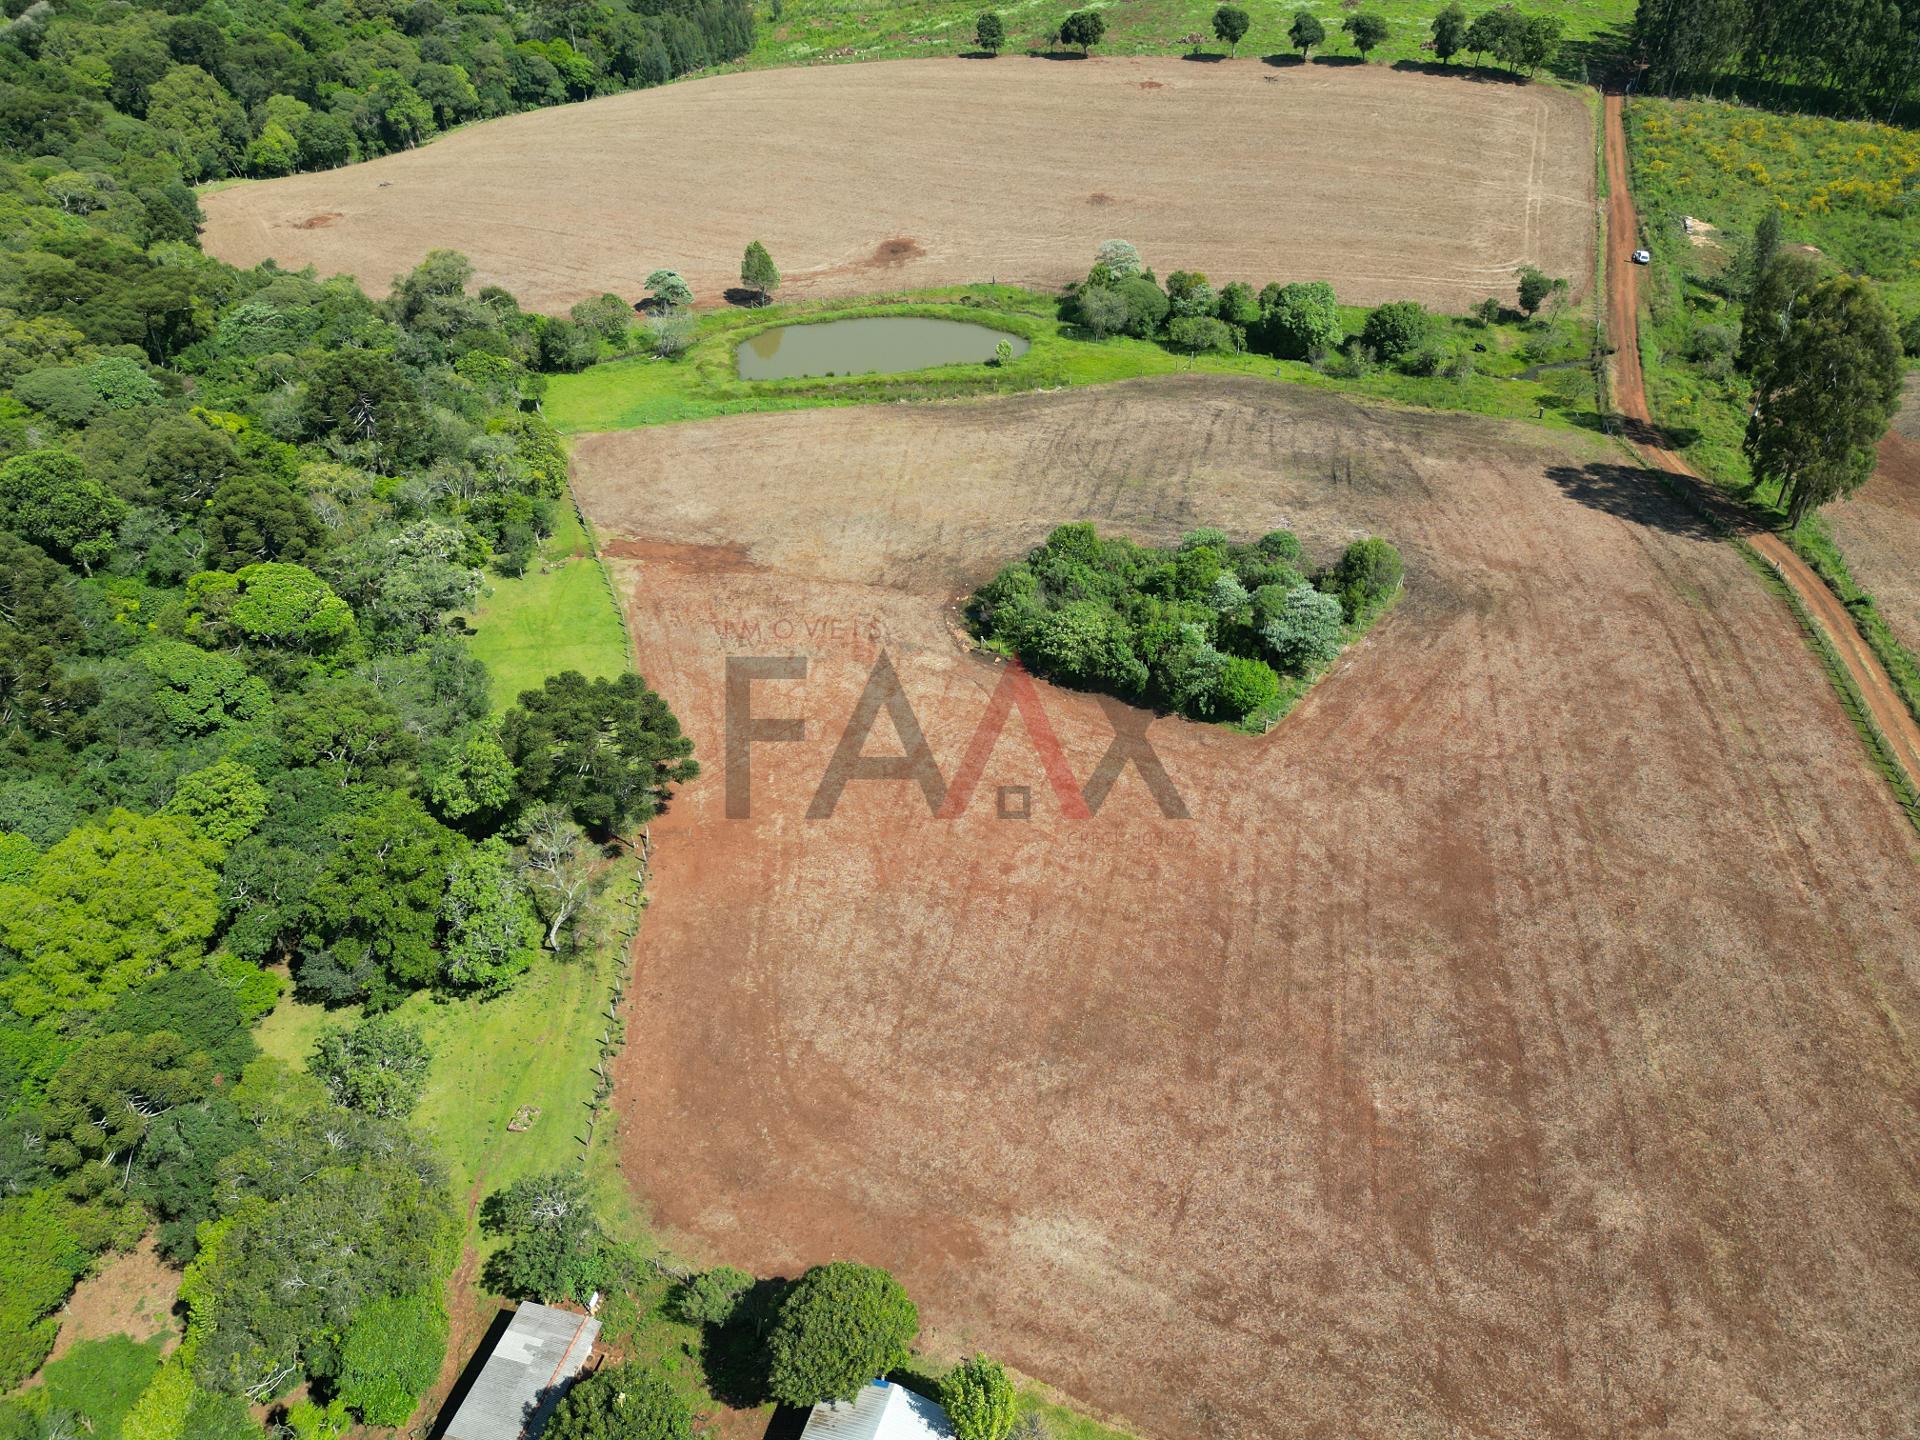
(1116, 276), (1169, 338)
(337, 1290), (449, 1427)
(1217, 656), (1282, 718)
(1261, 584), (1344, 671)
(1361, 301), (1430, 361)
(940, 1355), (1016, 1440)
(766, 1262), (918, 1408)
(546, 1364), (690, 1440)
(1323, 537), (1404, 620)
(1256, 281), (1343, 360)
(673, 1265), (755, 1325)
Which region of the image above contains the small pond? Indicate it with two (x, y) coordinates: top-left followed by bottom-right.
(736, 316), (1030, 380)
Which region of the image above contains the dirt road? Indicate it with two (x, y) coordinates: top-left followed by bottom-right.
(1601, 92), (1920, 787)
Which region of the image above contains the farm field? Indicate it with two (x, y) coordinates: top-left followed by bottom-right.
(1830, 376), (1920, 657)
(199, 59), (1596, 315)
(574, 377), (1920, 1438)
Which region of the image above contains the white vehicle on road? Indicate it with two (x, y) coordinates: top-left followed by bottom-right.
(1631, 248), (1652, 265)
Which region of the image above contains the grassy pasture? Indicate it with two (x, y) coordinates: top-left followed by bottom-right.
(744, 0), (1631, 76)
(1627, 97), (1920, 314)
(548, 286), (1597, 435)
(464, 504), (632, 712)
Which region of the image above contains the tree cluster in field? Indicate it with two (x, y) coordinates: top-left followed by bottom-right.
(970, 523), (1404, 723)
(1065, 241), (1568, 377)
(0, 43), (701, 1424)
(1632, 0), (1919, 118)
(0, 0), (752, 187)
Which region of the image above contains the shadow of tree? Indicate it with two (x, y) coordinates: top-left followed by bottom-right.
(1390, 58), (1527, 84)
(1544, 462), (1749, 541)
(701, 1277), (795, 1408)
(1260, 52), (1304, 66)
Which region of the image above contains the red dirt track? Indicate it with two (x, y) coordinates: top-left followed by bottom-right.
(578, 378), (1920, 1439)
(197, 59), (1594, 314)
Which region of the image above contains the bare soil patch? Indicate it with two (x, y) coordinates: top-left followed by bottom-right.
(199, 59), (1594, 314)
(578, 377), (1920, 1440)
(47, 1236), (180, 1362)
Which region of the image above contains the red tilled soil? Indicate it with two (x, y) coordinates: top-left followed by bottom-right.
(1828, 375), (1920, 658)
(575, 377), (1920, 1440)
(198, 59), (1595, 315)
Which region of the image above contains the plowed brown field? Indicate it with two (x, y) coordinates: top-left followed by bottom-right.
(1829, 375), (1920, 658)
(199, 59), (1595, 314)
(574, 378), (1920, 1440)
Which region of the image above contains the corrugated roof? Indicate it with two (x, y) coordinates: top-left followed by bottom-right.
(443, 1301), (601, 1440)
(799, 1381), (955, 1440)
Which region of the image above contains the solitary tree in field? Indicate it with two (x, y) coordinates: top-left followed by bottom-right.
(1743, 274), (1903, 527)
(1057, 8), (1105, 54)
(1514, 264), (1566, 319)
(1430, 3), (1467, 62)
(1288, 8), (1324, 57)
(1342, 11), (1388, 58)
(973, 10), (1005, 53)
(644, 268), (693, 310)
(1212, 4), (1250, 54)
(740, 240), (780, 305)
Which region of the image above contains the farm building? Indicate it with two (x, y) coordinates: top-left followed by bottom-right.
(798, 1380), (955, 1440)
(441, 1301), (601, 1440)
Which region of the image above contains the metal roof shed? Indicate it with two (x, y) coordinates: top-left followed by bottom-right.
(442, 1301), (601, 1440)
(798, 1381), (956, 1440)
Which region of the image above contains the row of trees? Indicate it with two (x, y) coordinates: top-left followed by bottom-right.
(969, 5), (1563, 69)
(971, 523), (1403, 723)
(1064, 240), (1568, 377)
(1632, 0), (1920, 118)
(0, 0), (753, 186)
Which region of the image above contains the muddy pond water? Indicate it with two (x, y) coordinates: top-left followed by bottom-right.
(736, 316), (1029, 380)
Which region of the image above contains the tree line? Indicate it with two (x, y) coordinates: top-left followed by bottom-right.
(1632, 0), (1920, 117)
(969, 3), (1566, 70)
(0, 0), (753, 184)
(0, 7), (706, 1420)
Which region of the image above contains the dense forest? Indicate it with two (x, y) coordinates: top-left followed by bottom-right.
(1632, 0), (1920, 116)
(2, 0), (754, 181)
(0, 0), (733, 1434)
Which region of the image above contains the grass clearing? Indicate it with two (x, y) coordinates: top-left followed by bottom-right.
(547, 286), (1599, 437)
(30, 1335), (167, 1437)
(742, 0), (1630, 77)
(465, 503), (631, 712)
(1628, 97), (1920, 315)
